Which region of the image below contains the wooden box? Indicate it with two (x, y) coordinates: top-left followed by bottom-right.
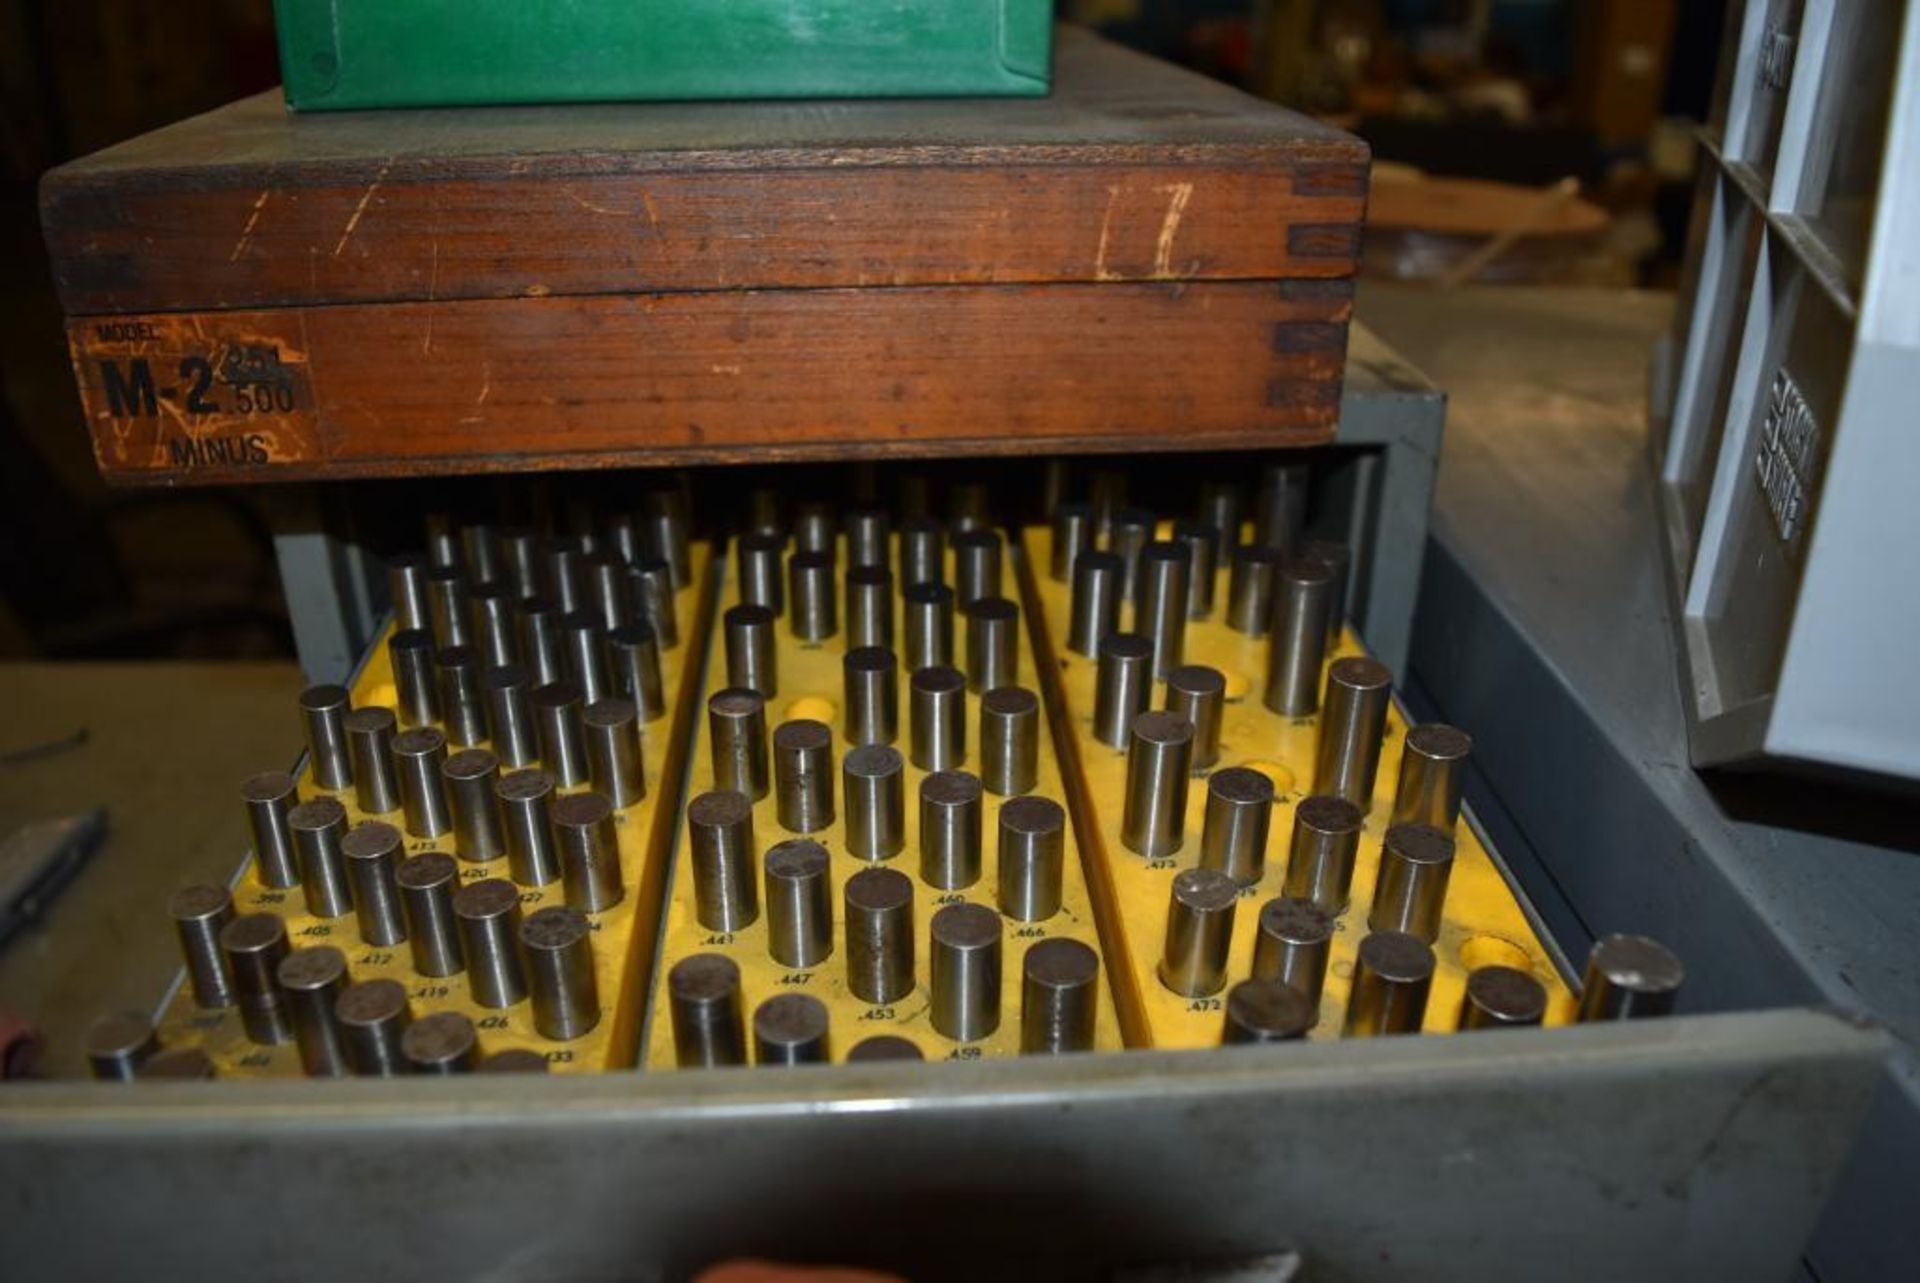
(40, 29), (1367, 485)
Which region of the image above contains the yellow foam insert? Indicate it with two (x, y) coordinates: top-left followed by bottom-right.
(642, 535), (1122, 1067)
(1018, 526), (1575, 1048)
(157, 543), (713, 1075)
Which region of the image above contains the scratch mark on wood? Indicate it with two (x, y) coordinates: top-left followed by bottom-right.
(230, 190), (272, 263)
(564, 187), (623, 216)
(422, 240), (440, 355)
(475, 362), (492, 407)
(1154, 183), (1194, 278)
(642, 192), (662, 234)
(333, 162), (391, 257)
(1094, 185), (1121, 282)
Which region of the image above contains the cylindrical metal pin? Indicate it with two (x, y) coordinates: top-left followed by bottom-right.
(1392, 724), (1473, 832)
(1199, 767), (1274, 886)
(560, 609), (613, 704)
(979, 686), (1039, 797)
(392, 726), (453, 839)
(278, 946), (351, 1077)
(1122, 710), (1194, 858)
(754, 993), (830, 1066)
(1174, 520), (1219, 620)
(1346, 931), (1435, 1036)
(920, 770), (984, 890)
(1159, 867), (1238, 997)
(86, 1013), (159, 1081)
(1166, 665), (1225, 770)
(1226, 545), (1281, 636)
(444, 748), (508, 863)
(222, 912), (291, 1044)
(241, 770), (300, 889)
(1281, 794), (1364, 912)
(845, 867), (915, 1004)
(952, 529), (1003, 605)
(1368, 823), (1456, 943)
(608, 624), (666, 723)
(1460, 966), (1548, 1030)
(169, 884), (235, 1008)
(299, 684), (353, 791)
(1254, 461), (1309, 552)
(1137, 541), (1189, 680)
(641, 493), (692, 590)
(1312, 657), (1393, 810)
(773, 720), (835, 834)
(1093, 633), (1153, 749)
(930, 903), (1002, 1042)
(1110, 508), (1153, 603)
(1021, 938), (1099, 1054)
(462, 523), (500, 585)
(497, 769), (560, 887)
(788, 550), (837, 642)
(341, 820), (408, 947)
(848, 1035), (924, 1062)
(736, 531), (786, 614)
(402, 1011), (479, 1074)
(709, 688), (770, 801)
(845, 565), (894, 651)
(289, 797), (354, 919)
(669, 954), (748, 1067)
(396, 852), (464, 977)
(846, 508), (890, 569)
(583, 550), (630, 633)
(1251, 896), (1334, 1012)
(1090, 470), (1126, 538)
(483, 663), (539, 767)
(1051, 502), (1095, 583)
(899, 517), (946, 589)
(725, 603), (778, 699)
(997, 795), (1065, 921)
(518, 595), (565, 687)
(843, 646), (899, 746)
(479, 1047), (550, 1073)
(964, 597), (1019, 695)
(500, 528), (540, 600)
(764, 839), (833, 968)
(630, 559), (679, 650)
(388, 553), (432, 632)
(523, 906), (600, 1040)
(425, 566), (472, 650)
(901, 582), (954, 671)
(1263, 558), (1335, 717)
(583, 698), (646, 809)
(1198, 481), (1243, 557)
(336, 978), (413, 1076)
(388, 629), (441, 726)
(435, 645), (488, 748)
(794, 503), (834, 556)
(1578, 934), (1684, 1021)
(843, 745), (905, 861)
(1067, 550), (1123, 659)
(453, 878), (527, 1008)
(471, 581), (520, 668)
(1222, 980), (1313, 1045)
(532, 680), (590, 788)
(344, 707), (400, 814)
(1304, 538), (1351, 647)
(909, 665), (967, 771)
(550, 791), (624, 913)
(688, 791), (759, 931)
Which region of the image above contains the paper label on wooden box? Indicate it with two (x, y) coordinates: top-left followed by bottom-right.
(69, 314), (320, 476)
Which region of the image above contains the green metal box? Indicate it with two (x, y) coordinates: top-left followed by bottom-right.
(273, 0), (1054, 111)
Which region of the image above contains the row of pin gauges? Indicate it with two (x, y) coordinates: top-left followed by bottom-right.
(1044, 462), (1683, 1044)
(89, 495), (696, 1080)
(658, 504), (1109, 1067)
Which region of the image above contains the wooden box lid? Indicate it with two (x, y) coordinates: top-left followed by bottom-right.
(42, 29), (1368, 484)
